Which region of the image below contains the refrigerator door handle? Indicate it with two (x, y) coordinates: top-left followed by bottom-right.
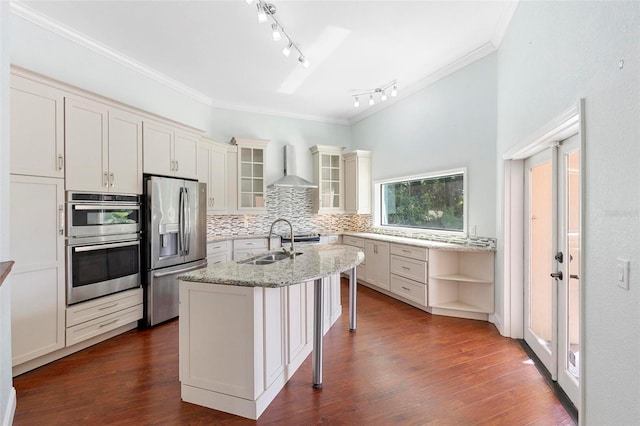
(184, 187), (191, 255)
(178, 186), (185, 255)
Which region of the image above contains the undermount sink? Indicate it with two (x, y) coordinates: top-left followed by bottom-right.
(239, 251), (303, 265)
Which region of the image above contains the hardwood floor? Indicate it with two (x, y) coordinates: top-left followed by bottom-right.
(13, 279), (574, 425)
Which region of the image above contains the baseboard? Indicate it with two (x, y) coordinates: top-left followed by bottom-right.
(2, 387), (16, 426)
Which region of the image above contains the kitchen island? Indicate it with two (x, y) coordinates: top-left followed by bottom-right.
(178, 244), (364, 420)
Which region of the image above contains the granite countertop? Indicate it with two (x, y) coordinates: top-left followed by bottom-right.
(180, 244), (364, 288)
(342, 232), (496, 252)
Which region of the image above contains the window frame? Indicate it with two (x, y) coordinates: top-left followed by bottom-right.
(373, 167), (468, 235)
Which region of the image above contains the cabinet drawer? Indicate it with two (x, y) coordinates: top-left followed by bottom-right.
(343, 236), (364, 248)
(234, 238), (267, 250)
(207, 240), (230, 255)
(390, 243), (428, 261)
(233, 248), (267, 260)
(208, 252), (231, 265)
(390, 275), (427, 306)
(390, 255), (427, 283)
(66, 287), (142, 327)
(320, 235), (340, 244)
(66, 304), (143, 347)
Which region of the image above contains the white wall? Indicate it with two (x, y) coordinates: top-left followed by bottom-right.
(497, 1), (640, 423)
(0, 2), (16, 424)
(9, 12), (352, 186)
(350, 53), (497, 238)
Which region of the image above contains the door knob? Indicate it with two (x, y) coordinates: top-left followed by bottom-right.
(555, 252), (564, 263)
(550, 271), (563, 280)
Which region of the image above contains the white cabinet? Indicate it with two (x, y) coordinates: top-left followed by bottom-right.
(10, 75), (65, 178)
(198, 138), (230, 213)
(428, 250), (495, 321)
(322, 273), (342, 334)
(65, 96), (143, 194)
(143, 120), (198, 179)
(343, 235), (366, 281)
(10, 175), (66, 367)
(389, 243), (428, 306)
(343, 150), (372, 214)
(364, 240), (390, 290)
(232, 238), (280, 260)
(310, 145), (345, 214)
(207, 240), (232, 264)
(232, 137), (269, 212)
(66, 288), (143, 346)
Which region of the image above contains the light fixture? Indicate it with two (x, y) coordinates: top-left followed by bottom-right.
(282, 42), (292, 57)
(351, 80), (398, 108)
(271, 23), (281, 41)
(247, 1), (310, 68)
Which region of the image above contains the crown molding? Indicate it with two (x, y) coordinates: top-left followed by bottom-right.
(10, 1), (214, 106)
(348, 42), (497, 125)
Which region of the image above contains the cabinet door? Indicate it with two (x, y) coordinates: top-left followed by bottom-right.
(209, 145), (228, 212)
(65, 96), (108, 192)
(10, 76), (65, 178)
(10, 175), (66, 366)
(174, 131), (199, 180)
(365, 241), (390, 290)
(108, 108), (143, 194)
(143, 121), (174, 176)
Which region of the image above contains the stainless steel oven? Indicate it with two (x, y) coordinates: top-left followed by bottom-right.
(67, 192), (141, 237)
(66, 192), (142, 305)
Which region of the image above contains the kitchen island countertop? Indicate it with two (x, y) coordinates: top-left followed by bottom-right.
(179, 244), (364, 288)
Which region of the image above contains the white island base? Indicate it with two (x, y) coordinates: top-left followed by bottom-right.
(179, 275), (342, 420)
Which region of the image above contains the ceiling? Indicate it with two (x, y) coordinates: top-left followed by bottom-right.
(18, 1), (518, 125)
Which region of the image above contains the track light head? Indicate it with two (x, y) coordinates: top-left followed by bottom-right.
(257, 3), (267, 23)
(381, 91), (387, 102)
(271, 23), (282, 41)
(299, 55), (310, 68)
(369, 94), (375, 106)
(391, 84), (397, 97)
(353, 96), (360, 108)
(282, 42), (292, 57)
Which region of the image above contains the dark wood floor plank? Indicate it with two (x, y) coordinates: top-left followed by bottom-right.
(13, 279), (574, 425)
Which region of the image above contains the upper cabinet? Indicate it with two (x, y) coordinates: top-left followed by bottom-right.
(143, 120), (198, 180)
(198, 138), (230, 214)
(232, 137), (269, 212)
(310, 145), (345, 214)
(343, 150), (372, 214)
(10, 75), (65, 179)
(65, 96), (143, 194)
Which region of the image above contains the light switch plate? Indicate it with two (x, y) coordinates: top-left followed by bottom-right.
(616, 258), (630, 290)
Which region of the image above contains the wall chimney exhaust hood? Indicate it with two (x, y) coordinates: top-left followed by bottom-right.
(268, 144), (317, 188)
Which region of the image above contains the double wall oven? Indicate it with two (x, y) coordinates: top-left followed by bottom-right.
(66, 192), (142, 305)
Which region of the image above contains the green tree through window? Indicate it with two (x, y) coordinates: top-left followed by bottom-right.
(381, 172), (464, 232)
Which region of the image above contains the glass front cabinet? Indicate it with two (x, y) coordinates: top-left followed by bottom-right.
(310, 145), (345, 214)
(231, 137), (269, 212)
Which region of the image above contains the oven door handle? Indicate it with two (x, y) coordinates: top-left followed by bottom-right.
(73, 240), (140, 252)
(152, 263), (206, 278)
(72, 205), (140, 211)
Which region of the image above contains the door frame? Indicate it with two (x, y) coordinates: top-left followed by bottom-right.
(501, 99), (585, 413)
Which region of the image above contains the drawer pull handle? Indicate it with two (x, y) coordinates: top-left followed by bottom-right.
(401, 286), (411, 291)
(402, 266), (411, 270)
(99, 319), (119, 328)
(402, 249), (411, 253)
(99, 303), (119, 311)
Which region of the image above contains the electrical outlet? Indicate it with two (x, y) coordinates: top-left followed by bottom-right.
(616, 258), (630, 290)
(469, 225), (477, 236)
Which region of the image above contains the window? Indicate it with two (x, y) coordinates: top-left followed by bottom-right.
(378, 169), (466, 233)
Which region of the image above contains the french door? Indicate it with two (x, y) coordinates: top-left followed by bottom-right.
(524, 134), (580, 407)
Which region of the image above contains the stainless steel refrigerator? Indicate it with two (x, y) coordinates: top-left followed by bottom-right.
(143, 175), (207, 326)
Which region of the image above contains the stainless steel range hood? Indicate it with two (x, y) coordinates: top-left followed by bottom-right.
(268, 144), (317, 188)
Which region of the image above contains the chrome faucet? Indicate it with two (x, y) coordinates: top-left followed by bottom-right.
(268, 218), (295, 257)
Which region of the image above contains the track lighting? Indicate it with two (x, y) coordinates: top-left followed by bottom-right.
(352, 81), (398, 108)
(271, 23), (281, 41)
(282, 42), (292, 57)
(247, 1), (310, 69)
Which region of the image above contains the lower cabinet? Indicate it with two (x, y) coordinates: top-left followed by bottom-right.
(206, 240), (232, 264)
(179, 275), (340, 419)
(66, 288), (143, 346)
(389, 243), (428, 306)
(364, 240), (390, 290)
(233, 237), (280, 260)
(10, 175), (66, 367)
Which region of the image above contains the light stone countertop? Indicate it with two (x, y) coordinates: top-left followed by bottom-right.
(179, 244), (364, 288)
(342, 232), (496, 252)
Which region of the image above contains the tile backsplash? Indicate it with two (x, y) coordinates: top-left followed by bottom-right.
(206, 187), (495, 249)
